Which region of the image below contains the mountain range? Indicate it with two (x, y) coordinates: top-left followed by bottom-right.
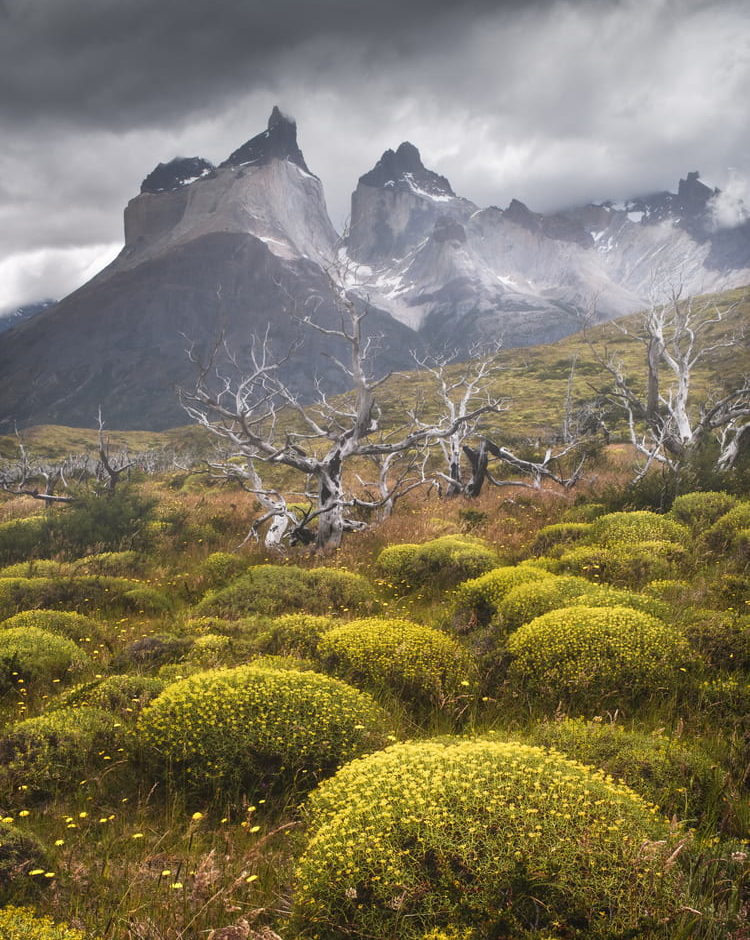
(1, 106), (749, 430)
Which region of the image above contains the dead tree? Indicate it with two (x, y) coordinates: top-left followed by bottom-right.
(484, 438), (588, 491)
(0, 434), (81, 504)
(95, 409), (135, 493)
(586, 286), (750, 481)
(182, 290), (502, 552)
(411, 345), (507, 498)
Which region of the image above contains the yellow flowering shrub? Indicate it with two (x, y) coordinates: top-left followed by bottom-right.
(317, 618), (476, 707)
(70, 550), (146, 577)
(506, 605), (692, 704)
(0, 627), (91, 692)
(376, 536), (498, 592)
(450, 566), (554, 632)
(1, 609), (105, 646)
(498, 576), (597, 631)
(195, 564), (375, 618)
(185, 633), (233, 668)
(0, 906), (100, 940)
(137, 665), (392, 793)
(0, 706), (122, 799)
(293, 739), (686, 939)
(55, 675), (167, 720)
(526, 719), (723, 821)
(669, 491), (737, 531)
(0, 559), (70, 578)
(0, 821), (48, 885)
(590, 510), (689, 547)
(117, 633), (192, 671)
(679, 609), (750, 671)
(245, 614), (338, 658)
(199, 551), (247, 588)
(557, 540), (686, 588)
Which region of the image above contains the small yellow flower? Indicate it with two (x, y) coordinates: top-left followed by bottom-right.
(54, 840), (65, 847)
(191, 811), (204, 821)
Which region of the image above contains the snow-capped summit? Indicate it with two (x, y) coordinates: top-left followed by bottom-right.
(220, 105), (312, 175)
(359, 141), (455, 199)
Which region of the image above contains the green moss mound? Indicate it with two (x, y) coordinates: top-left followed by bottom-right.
(0, 906), (99, 940)
(507, 605), (692, 705)
(376, 536), (498, 592)
(590, 510), (689, 547)
(199, 551), (247, 588)
(669, 491), (738, 531)
(0, 706), (121, 798)
(1, 610), (104, 646)
(318, 618), (476, 706)
(195, 565), (375, 618)
(0, 576), (139, 619)
(55, 674), (167, 719)
(0, 821), (48, 885)
(137, 665), (392, 793)
(293, 739), (685, 939)
(526, 719), (723, 822)
(450, 565), (554, 632)
(71, 550), (147, 577)
(0, 627), (90, 692)
(0, 559), (69, 579)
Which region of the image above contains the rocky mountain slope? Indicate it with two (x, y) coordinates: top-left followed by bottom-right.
(1, 107), (748, 431)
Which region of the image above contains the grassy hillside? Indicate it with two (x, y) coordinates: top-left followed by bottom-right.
(3, 284), (748, 458)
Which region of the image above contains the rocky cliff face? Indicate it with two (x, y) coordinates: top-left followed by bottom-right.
(1, 110), (749, 431)
(342, 151), (750, 349)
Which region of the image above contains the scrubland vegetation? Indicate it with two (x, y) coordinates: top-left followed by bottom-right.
(0, 456), (747, 940)
(0, 286), (749, 937)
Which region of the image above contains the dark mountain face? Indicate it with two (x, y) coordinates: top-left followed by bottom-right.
(0, 300), (55, 335)
(1, 110), (749, 432)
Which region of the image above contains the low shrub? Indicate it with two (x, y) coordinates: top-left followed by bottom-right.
(293, 739), (686, 939)
(670, 491), (738, 531)
(185, 633), (233, 668)
(561, 501), (607, 522)
(0, 559), (70, 579)
(590, 510), (689, 547)
(244, 614), (337, 658)
(0, 706), (121, 798)
(449, 566), (554, 632)
(531, 522), (593, 554)
(557, 540), (686, 588)
(0, 822), (48, 885)
(195, 565), (375, 619)
(376, 536), (498, 592)
(137, 665), (392, 793)
(54, 675), (167, 719)
(526, 719), (724, 822)
(199, 551), (247, 588)
(0, 627), (90, 692)
(697, 674), (750, 725)
(0, 610), (105, 646)
(680, 610), (750, 671)
(0, 576), (138, 620)
(703, 501), (750, 552)
(0, 906), (99, 940)
(117, 633), (192, 671)
(0, 516), (47, 566)
(497, 576), (597, 631)
(42, 488), (155, 558)
(506, 605), (693, 706)
(121, 585), (173, 615)
(71, 551), (147, 577)
(318, 618), (476, 707)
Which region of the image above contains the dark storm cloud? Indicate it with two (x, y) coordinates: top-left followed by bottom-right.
(0, 0), (526, 126)
(1, 0), (749, 311)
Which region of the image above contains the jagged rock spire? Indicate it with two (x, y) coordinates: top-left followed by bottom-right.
(359, 141), (454, 197)
(220, 105), (312, 174)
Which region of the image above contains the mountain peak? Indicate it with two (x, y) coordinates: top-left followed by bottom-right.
(359, 142), (454, 198)
(220, 105), (312, 174)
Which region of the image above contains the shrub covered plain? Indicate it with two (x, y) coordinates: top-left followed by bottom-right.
(0, 453), (748, 938)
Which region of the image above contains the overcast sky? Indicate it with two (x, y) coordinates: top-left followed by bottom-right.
(1, 0), (749, 313)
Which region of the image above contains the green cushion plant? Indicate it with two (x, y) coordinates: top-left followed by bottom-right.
(506, 605), (693, 706)
(317, 617), (476, 707)
(449, 566), (554, 633)
(137, 664), (393, 794)
(293, 739), (686, 939)
(376, 536), (498, 592)
(0, 627), (91, 693)
(1, 610), (105, 646)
